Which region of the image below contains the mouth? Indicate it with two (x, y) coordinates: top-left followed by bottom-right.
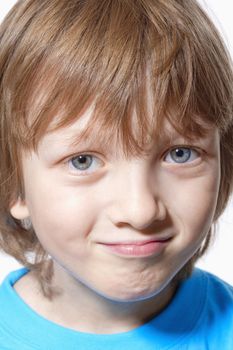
(98, 237), (173, 258)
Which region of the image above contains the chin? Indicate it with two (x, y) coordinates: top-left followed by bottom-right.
(94, 280), (173, 303)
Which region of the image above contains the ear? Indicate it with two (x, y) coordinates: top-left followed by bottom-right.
(10, 197), (30, 220)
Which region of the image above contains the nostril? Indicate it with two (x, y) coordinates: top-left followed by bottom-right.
(113, 200), (166, 231)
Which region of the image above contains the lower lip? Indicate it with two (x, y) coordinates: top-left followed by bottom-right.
(100, 239), (171, 258)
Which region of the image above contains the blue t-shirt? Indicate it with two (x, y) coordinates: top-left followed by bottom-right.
(0, 268), (232, 349)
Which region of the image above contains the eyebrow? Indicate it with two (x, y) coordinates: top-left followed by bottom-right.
(68, 130), (114, 152)
(42, 127), (114, 156)
(41, 119), (216, 158)
(159, 122), (215, 143)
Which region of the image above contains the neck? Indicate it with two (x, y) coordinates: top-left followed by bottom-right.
(14, 264), (177, 334)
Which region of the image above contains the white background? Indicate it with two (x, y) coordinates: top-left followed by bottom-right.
(0, 0), (232, 284)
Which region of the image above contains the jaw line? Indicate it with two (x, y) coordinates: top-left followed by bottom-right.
(50, 255), (178, 304)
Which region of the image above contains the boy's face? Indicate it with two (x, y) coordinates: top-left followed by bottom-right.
(10, 106), (220, 302)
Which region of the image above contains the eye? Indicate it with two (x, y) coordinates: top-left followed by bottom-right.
(164, 147), (199, 164)
(68, 154), (104, 175)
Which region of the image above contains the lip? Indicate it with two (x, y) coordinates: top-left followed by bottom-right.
(99, 237), (172, 258)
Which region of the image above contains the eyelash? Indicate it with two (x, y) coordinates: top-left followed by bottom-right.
(68, 154), (104, 175)
(66, 146), (201, 177)
(163, 146), (201, 164)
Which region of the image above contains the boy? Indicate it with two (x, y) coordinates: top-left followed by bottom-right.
(0, 0), (233, 348)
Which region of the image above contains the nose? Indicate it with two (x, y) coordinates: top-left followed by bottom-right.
(108, 161), (166, 230)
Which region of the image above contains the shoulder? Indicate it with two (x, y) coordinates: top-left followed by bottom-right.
(193, 269), (233, 344)
(0, 268), (30, 316)
(171, 268), (233, 348)
(0, 268), (29, 292)
(0, 268), (31, 348)
(200, 268), (233, 302)
(189, 268), (233, 311)
(172, 268), (233, 326)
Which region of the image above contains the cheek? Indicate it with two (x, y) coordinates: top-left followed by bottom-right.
(162, 171), (220, 240)
(25, 181), (99, 250)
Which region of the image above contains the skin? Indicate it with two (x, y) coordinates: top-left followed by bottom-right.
(10, 106), (221, 334)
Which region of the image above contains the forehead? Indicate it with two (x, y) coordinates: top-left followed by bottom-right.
(37, 102), (219, 159)
(27, 61), (218, 157)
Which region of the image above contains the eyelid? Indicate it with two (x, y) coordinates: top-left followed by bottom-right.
(60, 149), (103, 164)
(66, 152), (105, 176)
(162, 145), (202, 164)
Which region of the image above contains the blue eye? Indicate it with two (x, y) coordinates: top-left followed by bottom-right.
(68, 154), (103, 174)
(164, 147), (199, 164)
(71, 155), (93, 170)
